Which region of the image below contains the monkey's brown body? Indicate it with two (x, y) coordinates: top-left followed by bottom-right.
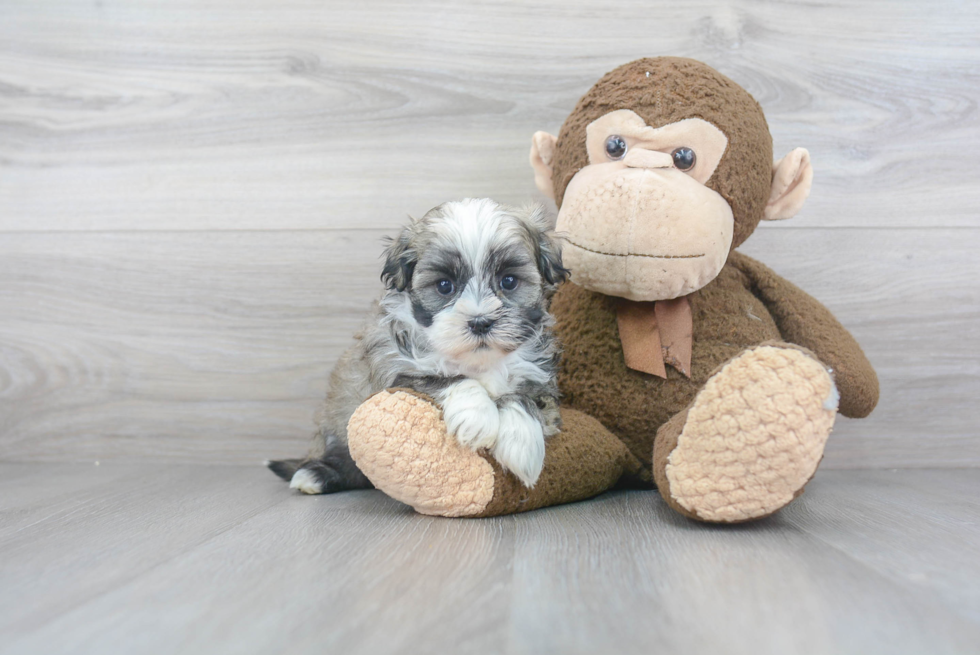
(555, 257), (781, 480)
(555, 251), (877, 481)
(345, 57), (879, 523)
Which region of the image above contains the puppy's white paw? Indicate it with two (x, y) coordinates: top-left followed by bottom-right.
(289, 468), (323, 495)
(493, 403), (545, 488)
(440, 379), (500, 450)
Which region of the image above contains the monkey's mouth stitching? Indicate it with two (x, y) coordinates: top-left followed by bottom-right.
(566, 238), (704, 260)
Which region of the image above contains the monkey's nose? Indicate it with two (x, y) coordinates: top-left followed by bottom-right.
(624, 148), (673, 169)
(468, 317), (495, 336)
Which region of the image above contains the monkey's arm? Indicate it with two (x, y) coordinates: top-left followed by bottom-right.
(729, 251), (879, 418)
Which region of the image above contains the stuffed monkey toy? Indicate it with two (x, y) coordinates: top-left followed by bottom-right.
(346, 57), (879, 523)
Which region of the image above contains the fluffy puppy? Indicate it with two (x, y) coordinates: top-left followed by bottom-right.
(267, 198), (569, 494)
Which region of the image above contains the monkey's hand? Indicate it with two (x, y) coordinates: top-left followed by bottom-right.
(438, 379), (499, 451)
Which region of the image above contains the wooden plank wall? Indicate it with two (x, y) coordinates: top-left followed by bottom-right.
(1, 0), (978, 467)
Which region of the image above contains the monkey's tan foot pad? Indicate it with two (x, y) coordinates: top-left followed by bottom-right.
(347, 389), (495, 517)
(654, 345), (837, 523)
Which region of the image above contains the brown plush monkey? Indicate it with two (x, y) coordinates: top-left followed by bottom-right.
(346, 57), (879, 522)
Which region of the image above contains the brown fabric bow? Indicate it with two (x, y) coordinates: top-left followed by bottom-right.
(615, 296), (693, 378)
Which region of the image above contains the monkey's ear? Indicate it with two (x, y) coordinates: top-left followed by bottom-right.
(529, 131), (558, 201)
(380, 224), (418, 292)
(764, 148), (813, 221)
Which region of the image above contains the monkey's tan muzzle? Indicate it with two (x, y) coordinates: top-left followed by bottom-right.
(556, 165), (734, 301)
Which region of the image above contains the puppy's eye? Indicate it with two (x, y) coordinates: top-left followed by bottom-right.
(436, 279), (455, 295)
(605, 135), (627, 160)
(671, 147), (696, 171)
(500, 275), (518, 291)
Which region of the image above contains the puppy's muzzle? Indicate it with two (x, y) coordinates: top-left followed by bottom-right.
(467, 316), (496, 336)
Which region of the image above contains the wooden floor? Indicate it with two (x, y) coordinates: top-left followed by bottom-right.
(1, 464), (978, 655)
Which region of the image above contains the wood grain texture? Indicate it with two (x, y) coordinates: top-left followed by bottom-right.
(1, 0), (978, 467)
(1, 227), (978, 467)
(0, 229), (980, 468)
(0, 464), (290, 636)
(784, 469), (980, 625)
(0, 229), (380, 463)
(1, 0), (978, 231)
(1, 464), (979, 654)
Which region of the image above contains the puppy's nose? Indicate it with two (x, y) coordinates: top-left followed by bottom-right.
(468, 317), (495, 336)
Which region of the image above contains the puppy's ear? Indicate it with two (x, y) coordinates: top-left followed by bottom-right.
(519, 201), (556, 231)
(381, 222), (418, 292)
(519, 204), (569, 288)
(537, 230), (569, 287)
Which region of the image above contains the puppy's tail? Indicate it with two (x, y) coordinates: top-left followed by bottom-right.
(265, 458), (304, 482)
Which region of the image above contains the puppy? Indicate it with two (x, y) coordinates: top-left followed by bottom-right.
(267, 198), (569, 494)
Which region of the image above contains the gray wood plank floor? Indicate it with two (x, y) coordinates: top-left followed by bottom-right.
(1, 464), (978, 655)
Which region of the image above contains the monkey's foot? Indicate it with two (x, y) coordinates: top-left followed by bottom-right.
(653, 344), (837, 523)
(347, 389), (495, 517)
(347, 389), (641, 518)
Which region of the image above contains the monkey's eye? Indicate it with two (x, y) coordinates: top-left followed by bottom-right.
(605, 135), (628, 160)
(672, 147), (696, 171)
(436, 279), (455, 295)
(500, 275), (518, 291)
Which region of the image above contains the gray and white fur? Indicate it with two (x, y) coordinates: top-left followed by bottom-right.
(267, 198), (569, 493)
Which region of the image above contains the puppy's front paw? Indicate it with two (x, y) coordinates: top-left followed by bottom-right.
(493, 403), (545, 488)
(440, 380), (499, 450)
